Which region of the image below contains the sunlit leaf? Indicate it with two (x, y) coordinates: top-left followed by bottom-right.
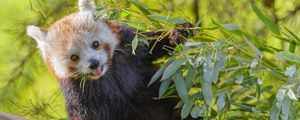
(235, 75), (244, 84)
(223, 24), (240, 31)
(276, 88), (286, 101)
(257, 78), (263, 86)
(230, 101), (254, 111)
(284, 65), (296, 78)
(148, 15), (185, 24)
(250, 59), (259, 68)
(243, 36), (263, 59)
(276, 51), (300, 64)
(131, 36), (138, 55)
(251, 2), (280, 35)
(287, 88), (298, 101)
(127, 0), (151, 15)
(282, 26), (300, 43)
(124, 20), (147, 31)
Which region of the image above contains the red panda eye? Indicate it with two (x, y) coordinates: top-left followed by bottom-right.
(92, 41), (100, 49)
(70, 55), (79, 61)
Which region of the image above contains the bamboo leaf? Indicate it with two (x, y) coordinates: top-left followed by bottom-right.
(251, 2), (280, 35)
(159, 78), (171, 98)
(148, 15), (185, 24)
(148, 59), (173, 87)
(190, 106), (206, 118)
(287, 88), (298, 101)
(271, 100), (280, 120)
(276, 51), (300, 64)
(161, 56), (186, 80)
(202, 54), (213, 106)
(181, 100), (193, 119)
(185, 67), (196, 90)
(202, 82), (212, 106)
(284, 65), (296, 78)
(174, 70), (189, 104)
(131, 33), (139, 55)
(212, 52), (226, 84)
(243, 36), (263, 59)
(230, 101), (254, 111)
(281, 97), (291, 120)
(127, 0), (151, 15)
(124, 20), (147, 31)
(223, 24), (240, 31)
(217, 94), (226, 112)
(282, 26), (300, 43)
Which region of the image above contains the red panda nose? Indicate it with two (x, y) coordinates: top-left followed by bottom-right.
(89, 59), (100, 70)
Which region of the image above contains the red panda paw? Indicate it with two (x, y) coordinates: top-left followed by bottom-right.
(169, 22), (195, 46)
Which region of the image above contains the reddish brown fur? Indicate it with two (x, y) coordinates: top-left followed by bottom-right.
(106, 21), (121, 42)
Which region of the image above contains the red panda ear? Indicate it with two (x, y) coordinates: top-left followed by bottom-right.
(78, 0), (96, 12)
(27, 25), (49, 59)
(26, 25), (48, 43)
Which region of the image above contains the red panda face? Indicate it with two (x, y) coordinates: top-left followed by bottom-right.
(27, 11), (118, 80)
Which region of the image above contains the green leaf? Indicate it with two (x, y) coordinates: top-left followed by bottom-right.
(148, 59), (173, 87)
(131, 36), (138, 55)
(230, 101), (254, 111)
(284, 65), (296, 78)
(124, 20), (147, 31)
(212, 52), (226, 84)
(202, 82), (213, 106)
(159, 78), (171, 98)
(281, 97), (291, 120)
(276, 51), (300, 64)
(174, 70), (189, 104)
(243, 36), (263, 59)
(287, 88), (298, 101)
(203, 55), (212, 84)
(190, 106), (207, 118)
(202, 55), (213, 106)
(127, 0), (151, 15)
(251, 2), (280, 35)
(148, 15), (185, 24)
(271, 100), (280, 120)
(276, 88), (286, 101)
(161, 56), (186, 80)
(185, 67), (196, 91)
(190, 106), (201, 118)
(282, 26), (300, 43)
(181, 100), (193, 119)
(223, 24), (240, 31)
(217, 94), (226, 112)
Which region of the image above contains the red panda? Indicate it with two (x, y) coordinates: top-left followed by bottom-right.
(26, 0), (192, 120)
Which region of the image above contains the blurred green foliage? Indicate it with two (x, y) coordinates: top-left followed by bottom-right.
(1, 0), (300, 119)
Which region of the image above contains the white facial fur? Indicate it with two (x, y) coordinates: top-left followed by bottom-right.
(26, 0), (118, 80)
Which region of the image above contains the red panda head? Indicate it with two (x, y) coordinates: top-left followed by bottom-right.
(26, 0), (118, 80)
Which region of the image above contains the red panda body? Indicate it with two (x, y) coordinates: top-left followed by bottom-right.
(26, 0), (193, 120)
(59, 25), (178, 120)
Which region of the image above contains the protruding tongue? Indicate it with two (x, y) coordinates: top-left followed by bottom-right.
(92, 67), (102, 76)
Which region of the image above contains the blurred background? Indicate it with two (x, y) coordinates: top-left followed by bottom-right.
(0, 0), (300, 119)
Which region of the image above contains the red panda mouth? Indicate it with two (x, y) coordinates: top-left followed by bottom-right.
(90, 66), (104, 77)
